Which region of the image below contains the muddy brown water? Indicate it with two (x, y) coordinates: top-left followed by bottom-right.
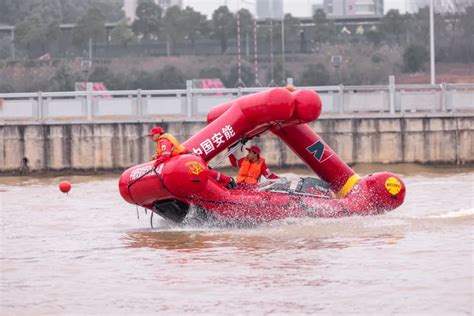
(1, 164), (473, 315)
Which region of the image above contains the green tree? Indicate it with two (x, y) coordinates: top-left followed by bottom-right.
(456, 5), (474, 62)
(211, 6), (235, 53)
(380, 9), (406, 45)
(268, 13), (302, 54)
(232, 9), (253, 57)
(111, 19), (137, 47)
(87, 0), (124, 22)
(162, 6), (185, 55)
(406, 8), (429, 46)
(299, 63), (330, 86)
(272, 13), (300, 39)
(283, 14), (302, 45)
(180, 6), (209, 48)
(160, 6), (209, 54)
(1, 0), (123, 26)
(59, 0), (124, 23)
(460, 5), (474, 36)
(0, 0), (33, 25)
(59, 0), (87, 23)
(15, 14), (60, 58)
(132, 0), (162, 40)
(364, 26), (383, 46)
(8, 0), (61, 57)
(72, 8), (106, 49)
(235, 8), (254, 39)
(312, 9), (335, 44)
(31, 0), (62, 21)
(403, 44), (428, 72)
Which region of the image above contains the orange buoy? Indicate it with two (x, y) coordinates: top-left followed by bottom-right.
(59, 181), (71, 193)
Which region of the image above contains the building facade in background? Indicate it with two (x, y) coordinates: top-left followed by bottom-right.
(322, 0), (383, 16)
(256, 0), (284, 19)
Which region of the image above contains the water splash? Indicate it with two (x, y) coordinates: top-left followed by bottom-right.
(427, 208), (474, 218)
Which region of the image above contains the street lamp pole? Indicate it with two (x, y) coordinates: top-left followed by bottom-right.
(241, 0), (261, 86)
(429, 0), (435, 84)
(269, 0), (275, 86)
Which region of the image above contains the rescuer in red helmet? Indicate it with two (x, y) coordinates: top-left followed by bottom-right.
(148, 126), (187, 167)
(148, 126), (235, 188)
(229, 145), (279, 186)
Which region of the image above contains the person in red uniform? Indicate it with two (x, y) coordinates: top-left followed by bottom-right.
(148, 126), (188, 167)
(148, 126), (235, 188)
(229, 145), (279, 186)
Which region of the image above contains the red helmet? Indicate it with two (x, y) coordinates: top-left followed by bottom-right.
(246, 145), (261, 155)
(148, 126), (164, 136)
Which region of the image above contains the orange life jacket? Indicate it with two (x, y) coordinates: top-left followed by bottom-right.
(236, 158), (264, 184)
(156, 133), (187, 157)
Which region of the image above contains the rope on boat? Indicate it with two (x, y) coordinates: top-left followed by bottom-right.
(209, 137), (250, 169)
(209, 123), (280, 169)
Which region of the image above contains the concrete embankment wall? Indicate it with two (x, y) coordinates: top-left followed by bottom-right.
(1, 115), (473, 174)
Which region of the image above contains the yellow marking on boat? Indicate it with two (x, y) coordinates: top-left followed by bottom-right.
(337, 174), (361, 198)
(385, 177), (402, 195)
(185, 161), (205, 175)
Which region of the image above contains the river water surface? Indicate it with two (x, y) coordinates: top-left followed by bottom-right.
(1, 165), (473, 315)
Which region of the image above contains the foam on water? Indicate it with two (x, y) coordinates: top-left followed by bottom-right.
(427, 208), (474, 218)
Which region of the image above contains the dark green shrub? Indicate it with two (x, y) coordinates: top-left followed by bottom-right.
(156, 65), (186, 89)
(199, 67), (224, 80)
(225, 63), (254, 87)
(403, 44), (428, 73)
(299, 63), (330, 86)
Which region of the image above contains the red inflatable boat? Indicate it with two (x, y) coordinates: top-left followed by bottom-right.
(119, 88), (406, 223)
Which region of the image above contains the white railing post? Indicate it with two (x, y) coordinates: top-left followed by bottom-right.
(0, 84), (472, 122)
(440, 83), (447, 112)
(186, 80), (193, 118)
(286, 77), (294, 86)
(400, 90), (405, 115)
(389, 75), (395, 114)
(86, 82), (93, 121)
(338, 84), (344, 114)
(137, 89), (142, 118)
(38, 91), (43, 120)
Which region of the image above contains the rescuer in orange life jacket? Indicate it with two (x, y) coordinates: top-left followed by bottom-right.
(229, 145), (279, 186)
(148, 126), (236, 188)
(148, 126), (188, 167)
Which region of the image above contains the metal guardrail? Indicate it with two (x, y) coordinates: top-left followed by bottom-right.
(0, 80), (473, 122)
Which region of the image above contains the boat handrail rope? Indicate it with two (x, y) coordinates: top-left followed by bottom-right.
(208, 122), (278, 169)
(209, 137), (250, 169)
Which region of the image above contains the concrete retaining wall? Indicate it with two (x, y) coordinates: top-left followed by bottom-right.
(1, 115), (473, 174)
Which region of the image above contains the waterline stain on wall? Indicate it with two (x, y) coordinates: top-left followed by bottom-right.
(1, 116), (473, 173)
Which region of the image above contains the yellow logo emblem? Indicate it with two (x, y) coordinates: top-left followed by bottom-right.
(385, 177), (402, 195)
(185, 161), (205, 175)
